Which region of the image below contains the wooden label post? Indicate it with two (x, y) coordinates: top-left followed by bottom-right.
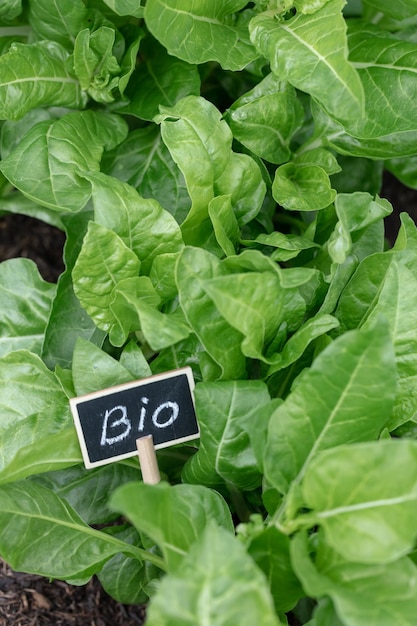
(70, 367), (199, 473)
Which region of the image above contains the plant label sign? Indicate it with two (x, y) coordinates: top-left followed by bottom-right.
(70, 367), (199, 469)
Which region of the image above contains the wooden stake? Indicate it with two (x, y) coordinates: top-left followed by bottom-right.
(136, 435), (161, 484)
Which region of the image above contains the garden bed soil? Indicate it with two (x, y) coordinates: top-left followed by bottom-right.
(0, 171), (417, 625)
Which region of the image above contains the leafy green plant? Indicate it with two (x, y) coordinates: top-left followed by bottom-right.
(2, 0), (417, 624)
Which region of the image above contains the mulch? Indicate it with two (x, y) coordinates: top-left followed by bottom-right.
(0, 560), (147, 626)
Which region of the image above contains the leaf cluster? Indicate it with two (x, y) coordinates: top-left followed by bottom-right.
(2, 0), (417, 624)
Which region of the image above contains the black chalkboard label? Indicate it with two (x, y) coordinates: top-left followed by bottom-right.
(70, 367), (199, 469)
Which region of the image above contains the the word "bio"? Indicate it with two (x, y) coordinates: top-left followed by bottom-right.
(100, 397), (179, 447)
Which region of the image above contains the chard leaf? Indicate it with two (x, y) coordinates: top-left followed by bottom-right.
(0, 41), (86, 120)
(226, 74), (304, 164)
(242, 231), (319, 263)
(267, 314), (340, 377)
(132, 305), (190, 352)
(34, 464), (140, 525)
(0, 349), (70, 429)
(149, 252), (180, 302)
(109, 278), (189, 349)
(203, 271), (298, 362)
(156, 96), (264, 245)
(119, 340), (152, 379)
(108, 276), (160, 346)
(328, 193), (392, 264)
(71, 337), (135, 396)
(122, 37), (200, 121)
(299, 440), (417, 563)
(265, 319), (397, 497)
(249, 0), (364, 127)
(272, 163), (336, 211)
(0, 258), (56, 357)
(247, 526), (303, 613)
(317, 28), (417, 158)
(146, 522), (281, 626)
(42, 211), (106, 370)
(295, 147), (341, 175)
(0, 0), (22, 20)
(102, 125), (191, 223)
(28, 0), (91, 49)
(0, 427), (81, 484)
(97, 526), (151, 605)
(101, 0), (144, 17)
(1, 111), (128, 212)
(208, 195), (240, 256)
(292, 532), (417, 626)
(176, 247), (246, 380)
(362, 0), (417, 26)
(0, 480), (161, 579)
(182, 380), (272, 489)
(336, 253), (417, 429)
(85, 172), (184, 274)
(144, 0), (258, 71)
(72, 221), (140, 334)
(110, 482), (234, 572)
(73, 26), (121, 103)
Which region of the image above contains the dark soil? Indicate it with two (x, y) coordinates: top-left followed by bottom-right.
(0, 560), (146, 626)
(0, 171), (417, 625)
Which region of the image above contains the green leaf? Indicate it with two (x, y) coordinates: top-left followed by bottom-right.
(1, 110), (128, 212)
(122, 36), (200, 121)
(156, 96), (265, 245)
(295, 147), (341, 175)
(0, 41), (86, 120)
(73, 26), (121, 103)
(42, 211), (106, 370)
(34, 464), (140, 525)
(317, 26), (417, 158)
(146, 522), (281, 626)
(176, 247), (246, 380)
(362, 0), (417, 25)
(149, 252), (181, 302)
(0, 259), (56, 357)
(72, 221), (140, 334)
(28, 0), (91, 49)
(0, 349), (70, 429)
(85, 172), (184, 275)
(242, 231), (319, 263)
(208, 195), (240, 256)
(272, 163), (336, 211)
(299, 440), (417, 563)
(265, 318), (397, 498)
(110, 482), (234, 572)
(337, 254), (417, 429)
(328, 192), (392, 264)
(0, 480), (160, 580)
(101, 0), (144, 17)
(97, 526), (151, 604)
(109, 278), (189, 350)
(291, 532), (417, 626)
(227, 74), (304, 164)
(249, 0), (364, 127)
(248, 526), (303, 613)
(71, 337), (135, 396)
(267, 313), (340, 377)
(144, 0), (258, 71)
(102, 125), (191, 224)
(203, 271), (300, 362)
(0, 427), (82, 484)
(119, 340), (152, 379)
(0, 0), (22, 21)
(182, 380), (272, 489)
